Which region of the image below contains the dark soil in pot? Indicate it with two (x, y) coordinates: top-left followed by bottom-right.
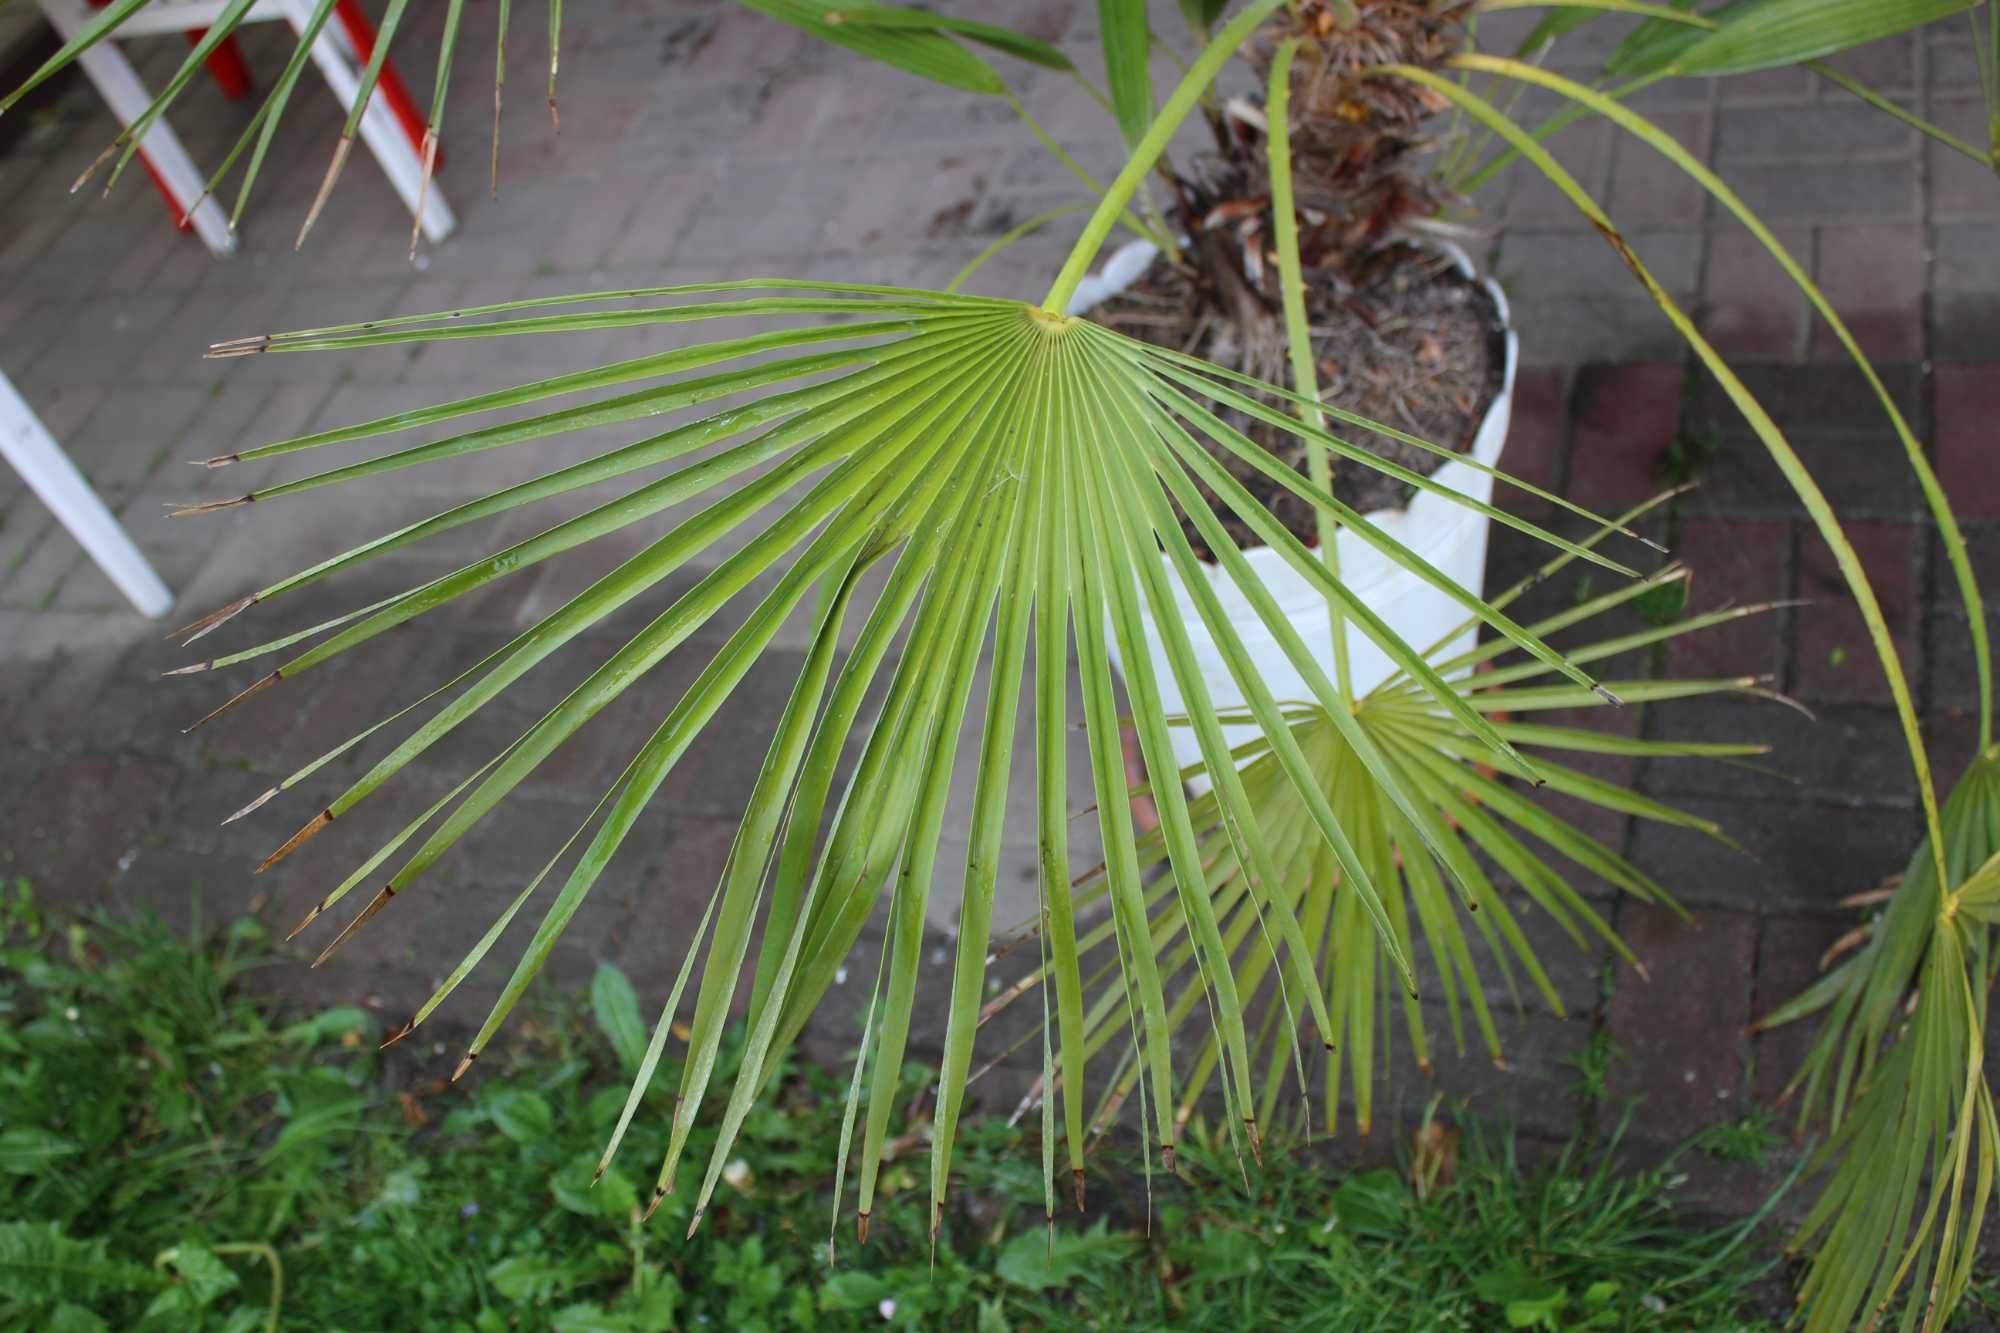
(1091, 240), (1506, 559)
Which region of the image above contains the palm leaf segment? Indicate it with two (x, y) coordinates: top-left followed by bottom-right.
(993, 494), (1780, 1149)
(177, 278), (1643, 1235)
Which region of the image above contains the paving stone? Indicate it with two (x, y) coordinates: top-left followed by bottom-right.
(0, 489), (60, 602)
(1712, 66), (1815, 106)
(1564, 363), (1684, 510)
(1792, 522), (1922, 706)
(1496, 228), (1702, 301)
(1727, 156), (1919, 223)
(598, 167), (717, 270)
(1495, 368), (1564, 519)
(1698, 224), (1811, 362)
(1683, 365), (1921, 519)
(1628, 794), (1916, 913)
(1929, 28), (1991, 94)
(1501, 120), (1612, 227)
(1604, 903), (1757, 1144)
(2, 752), (183, 898)
(1934, 221), (2000, 362)
(1923, 711), (1989, 796)
(1749, 911), (1852, 1108)
(1715, 101), (1915, 162)
(1935, 290), (2000, 363)
(674, 162), (863, 263)
(1369, 1003), (1591, 1144)
(1507, 294), (1694, 367)
(1928, 98), (2000, 223)
(1663, 517), (1792, 683)
(1815, 33), (1915, 96)
(1809, 223), (1924, 363)
(1604, 110), (1711, 227)
(1649, 697), (1915, 808)
(1926, 606), (2000, 721)
(1935, 367), (2000, 520)
(22, 289), (190, 388)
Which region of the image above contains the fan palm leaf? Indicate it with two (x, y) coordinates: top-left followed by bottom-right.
(167, 259), (1648, 1235)
(979, 490), (1785, 1142)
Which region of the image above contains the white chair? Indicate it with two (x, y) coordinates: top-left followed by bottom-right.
(1, 372), (172, 618)
(36, 0), (456, 257)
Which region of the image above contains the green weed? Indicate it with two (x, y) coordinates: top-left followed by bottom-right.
(0, 884), (1784, 1330)
(1693, 1108), (1785, 1167)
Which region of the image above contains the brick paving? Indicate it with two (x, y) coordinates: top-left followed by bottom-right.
(1, 0), (1997, 1209)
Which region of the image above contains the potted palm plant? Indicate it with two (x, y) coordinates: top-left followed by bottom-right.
(10, 1), (2000, 1328)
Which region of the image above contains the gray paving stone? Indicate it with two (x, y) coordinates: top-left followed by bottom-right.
(1715, 100), (1916, 161)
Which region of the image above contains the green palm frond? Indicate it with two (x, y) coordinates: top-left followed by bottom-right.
(1785, 907), (1998, 1333)
(1755, 752), (2000, 1331)
(169, 273), (1645, 1239)
(980, 504), (1780, 1143)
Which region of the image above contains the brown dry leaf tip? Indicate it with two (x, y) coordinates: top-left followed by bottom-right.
(1161, 1144), (1176, 1173)
(174, 189), (214, 230)
(1840, 881), (1901, 909)
(1072, 1168), (1086, 1213)
(169, 495), (252, 518)
(162, 661), (213, 677)
(1591, 683), (1622, 706)
(1819, 925), (1873, 971)
(683, 1207), (706, 1241)
(855, 1211), (870, 1245)
(409, 128), (440, 263)
(171, 594), (255, 645)
(221, 785), (280, 825)
(451, 1050), (478, 1082)
(312, 883), (397, 967)
(286, 900), (325, 941)
(1245, 1116), (1263, 1164)
(379, 1019), (416, 1050)
(206, 330), (274, 352)
(257, 807), (333, 874)
(184, 668), (281, 734)
(642, 1186), (667, 1223)
(548, 96), (560, 133)
(490, 83), (504, 199)
(296, 134), (356, 251)
(71, 137), (125, 194)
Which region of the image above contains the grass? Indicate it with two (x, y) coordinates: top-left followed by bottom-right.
(1693, 1109), (1786, 1168)
(0, 879), (1788, 1330)
(1567, 1027), (1621, 1108)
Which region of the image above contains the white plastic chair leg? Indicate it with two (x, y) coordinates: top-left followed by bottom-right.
(0, 373), (172, 619)
(281, 0), (456, 244)
(37, 0), (237, 258)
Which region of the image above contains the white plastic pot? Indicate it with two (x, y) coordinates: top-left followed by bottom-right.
(1075, 240), (1519, 782)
